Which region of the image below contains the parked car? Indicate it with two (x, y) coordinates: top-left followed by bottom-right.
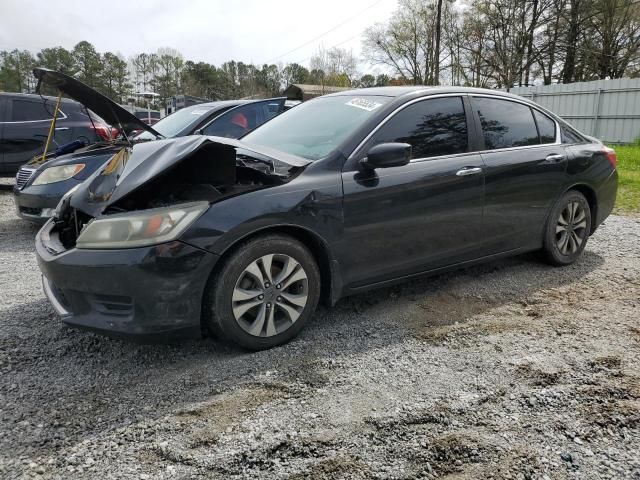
(133, 110), (161, 126)
(13, 68), (286, 223)
(0, 93), (112, 176)
(36, 85), (617, 350)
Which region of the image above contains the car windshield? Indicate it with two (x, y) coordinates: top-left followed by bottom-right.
(242, 95), (392, 160)
(135, 104), (212, 140)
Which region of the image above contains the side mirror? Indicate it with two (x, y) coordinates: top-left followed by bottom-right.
(194, 128), (204, 135)
(361, 143), (411, 169)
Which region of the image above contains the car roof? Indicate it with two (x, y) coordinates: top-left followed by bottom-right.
(185, 97), (284, 111)
(324, 85), (527, 102)
(0, 92), (82, 104)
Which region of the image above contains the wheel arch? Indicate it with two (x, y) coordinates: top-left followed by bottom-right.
(565, 183), (598, 234)
(203, 224), (340, 331)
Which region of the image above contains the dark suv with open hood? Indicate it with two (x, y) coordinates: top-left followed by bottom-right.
(0, 92), (110, 176)
(13, 68), (285, 223)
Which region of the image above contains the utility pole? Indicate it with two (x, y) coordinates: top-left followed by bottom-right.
(434, 0), (443, 85)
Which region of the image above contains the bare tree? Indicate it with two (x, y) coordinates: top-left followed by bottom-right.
(363, 0), (438, 84)
(310, 45), (357, 86)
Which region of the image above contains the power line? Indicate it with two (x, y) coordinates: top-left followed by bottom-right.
(265, 0), (385, 63)
(293, 33), (363, 66)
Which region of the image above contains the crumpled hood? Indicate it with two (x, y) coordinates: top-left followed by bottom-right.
(33, 67), (161, 138)
(69, 135), (311, 217)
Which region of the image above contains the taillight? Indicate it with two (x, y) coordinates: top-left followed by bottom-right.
(603, 146), (617, 169)
(91, 124), (113, 141)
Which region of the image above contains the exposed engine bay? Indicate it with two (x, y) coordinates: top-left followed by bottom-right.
(54, 138), (305, 249)
(106, 147), (292, 213)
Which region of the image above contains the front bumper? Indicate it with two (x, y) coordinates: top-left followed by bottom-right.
(13, 178), (81, 224)
(36, 220), (220, 340)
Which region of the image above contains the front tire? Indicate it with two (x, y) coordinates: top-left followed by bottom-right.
(204, 234), (321, 350)
(542, 190), (592, 266)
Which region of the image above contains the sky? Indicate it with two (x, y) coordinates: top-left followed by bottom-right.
(0, 0), (399, 70)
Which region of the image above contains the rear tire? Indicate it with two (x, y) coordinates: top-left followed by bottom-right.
(542, 190), (592, 266)
(204, 234), (320, 350)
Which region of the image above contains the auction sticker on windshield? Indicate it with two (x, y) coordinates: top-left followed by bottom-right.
(345, 98), (384, 112)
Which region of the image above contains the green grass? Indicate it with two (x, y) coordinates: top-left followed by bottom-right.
(612, 143), (640, 214)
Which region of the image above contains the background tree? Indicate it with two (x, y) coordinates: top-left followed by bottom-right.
(282, 63), (309, 85)
(363, 0), (456, 85)
(153, 47), (184, 105)
(37, 47), (76, 76)
(2, 3), (639, 110)
(359, 74), (376, 87)
(310, 46), (358, 86)
(0, 50), (36, 92)
(72, 41), (103, 89)
(102, 52), (131, 102)
(375, 73), (391, 86)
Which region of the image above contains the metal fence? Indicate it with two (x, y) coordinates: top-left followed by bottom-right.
(508, 78), (640, 144)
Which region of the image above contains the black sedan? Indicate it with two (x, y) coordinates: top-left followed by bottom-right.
(36, 85), (618, 350)
(14, 68), (285, 223)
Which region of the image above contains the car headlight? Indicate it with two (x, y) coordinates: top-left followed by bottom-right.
(76, 202), (209, 249)
(32, 164), (85, 185)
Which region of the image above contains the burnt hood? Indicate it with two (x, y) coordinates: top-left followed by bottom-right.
(33, 67), (161, 138)
(69, 135), (311, 217)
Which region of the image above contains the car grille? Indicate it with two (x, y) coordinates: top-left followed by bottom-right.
(16, 166), (36, 189)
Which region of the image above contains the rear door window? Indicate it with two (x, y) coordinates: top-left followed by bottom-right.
(369, 96), (468, 160)
(473, 97), (539, 149)
(10, 99), (63, 121)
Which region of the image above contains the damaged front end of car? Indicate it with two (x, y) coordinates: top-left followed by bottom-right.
(51, 135), (309, 251)
(35, 134), (312, 339)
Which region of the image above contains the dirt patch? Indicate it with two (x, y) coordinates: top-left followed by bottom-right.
(177, 384), (288, 447)
(417, 292), (498, 327)
(288, 456), (370, 479)
(427, 433), (489, 473)
(588, 355), (623, 370)
(515, 363), (564, 386)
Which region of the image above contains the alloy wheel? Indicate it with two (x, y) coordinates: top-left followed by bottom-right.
(555, 201), (587, 256)
(231, 254), (309, 337)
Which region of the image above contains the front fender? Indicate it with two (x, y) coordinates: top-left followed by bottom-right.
(179, 170), (345, 303)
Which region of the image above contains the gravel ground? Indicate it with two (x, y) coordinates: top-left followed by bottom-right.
(0, 186), (639, 480)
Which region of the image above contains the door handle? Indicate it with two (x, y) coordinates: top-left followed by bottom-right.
(456, 167), (483, 176)
(54, 127), (69, 131)
(545, 153), (566, 163)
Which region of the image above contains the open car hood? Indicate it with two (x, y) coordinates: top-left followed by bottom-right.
(33, 67), (161, 138)
(68, 135), (311, 217)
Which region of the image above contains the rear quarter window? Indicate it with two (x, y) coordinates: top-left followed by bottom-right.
(11, 99), (63, 121)
(561, 124), (585, 144)
(533, 110), (556, 144)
